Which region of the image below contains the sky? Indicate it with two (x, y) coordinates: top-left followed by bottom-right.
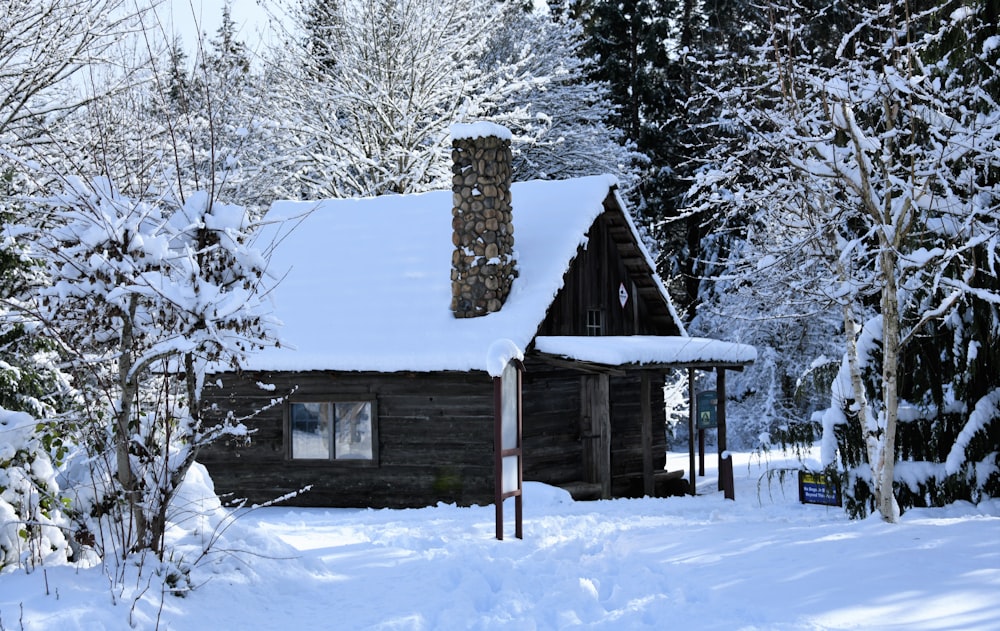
(3, 448), (999, 630)
(163, 0), (278, 53)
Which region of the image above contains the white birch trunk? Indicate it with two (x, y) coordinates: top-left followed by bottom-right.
(842, 305), (880, 475)
(841, 100), (903, 522)
(876, 242), (901, 523)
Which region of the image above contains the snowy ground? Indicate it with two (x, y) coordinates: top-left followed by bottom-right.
(2, 449), (999, 630)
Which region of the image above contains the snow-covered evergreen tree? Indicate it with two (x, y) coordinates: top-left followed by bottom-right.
(0, 0), (144, 570)
(687, 0), (1000, 521)
(268, 0), (634, 199)
(2, 5), (283, 560)
(477, 2), (640, 186)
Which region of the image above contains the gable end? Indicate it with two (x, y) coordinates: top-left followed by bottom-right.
(535, 193), (679, 338)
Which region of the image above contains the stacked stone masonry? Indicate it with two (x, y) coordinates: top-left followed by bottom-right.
(450, 133), (517, 318)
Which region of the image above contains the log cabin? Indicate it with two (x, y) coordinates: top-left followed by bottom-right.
(200, 123), (755, 508)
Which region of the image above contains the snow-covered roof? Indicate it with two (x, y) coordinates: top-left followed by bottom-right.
(534, 336), (757, 368)
(246, 174), (677, 373)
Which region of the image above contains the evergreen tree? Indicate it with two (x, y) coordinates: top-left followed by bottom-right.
(0, 167), (71, 418)
(478, 1), (639, 183)
(574, 0), (669, 193)
(152, 2), (280, 215)
(277, 0), (633, 198)
(686, 0), (1000, 520)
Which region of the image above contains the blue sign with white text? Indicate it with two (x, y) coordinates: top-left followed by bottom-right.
(798, 471), (841, 506)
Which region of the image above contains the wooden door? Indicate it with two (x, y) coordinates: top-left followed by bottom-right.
(580, 374), (611, 499)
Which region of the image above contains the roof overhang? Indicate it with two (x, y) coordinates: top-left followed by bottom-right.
(531, 335), (756, 374)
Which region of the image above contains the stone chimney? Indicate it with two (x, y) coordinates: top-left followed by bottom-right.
(450, 123), (517, 318)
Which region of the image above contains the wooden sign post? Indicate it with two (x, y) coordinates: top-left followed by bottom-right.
(696, 390), (717, 477)
(494, 358), (524, 540)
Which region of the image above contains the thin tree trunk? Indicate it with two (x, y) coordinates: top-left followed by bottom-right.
(842, 303), (878, 472)
(149, 353), (202, 558)
(840, 100), (903, 523)
(115, 295), (148, 553)
(877, 242), (901, 522)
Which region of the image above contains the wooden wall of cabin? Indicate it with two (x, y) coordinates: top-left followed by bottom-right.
(536, 211), (663, 337)
(609, 371), (668, 497)
(200, 370), (497, 509)
(520, 359), (670, 498)
(520, 359), (585, 486)
(200, 363), (669, 508)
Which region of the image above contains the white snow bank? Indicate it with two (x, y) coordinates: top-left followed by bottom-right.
(4, 450), (999, 630)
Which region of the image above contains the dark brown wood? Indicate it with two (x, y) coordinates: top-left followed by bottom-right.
(494, 375), (503, 540)
(521, 359), (583, 487)
(688, 368), (696, 496)
(698, 428), (705, 476)
(203, 356), (670, 509)
(515, 364), (523, 539)
(201, 369), (498, 508)
(535, 198), (680, 339)
(641, 372), (653, 497)
(580, 374), (611, 499)
(718, 368), (734, 500)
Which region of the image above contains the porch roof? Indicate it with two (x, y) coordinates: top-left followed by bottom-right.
(532, 335), (756, 371)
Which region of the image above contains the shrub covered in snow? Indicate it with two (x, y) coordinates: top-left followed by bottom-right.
(0, 406), (71, 571)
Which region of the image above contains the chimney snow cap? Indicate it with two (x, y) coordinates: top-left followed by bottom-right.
(450, 122), (512, 141)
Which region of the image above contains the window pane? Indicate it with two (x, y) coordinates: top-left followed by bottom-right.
(334, 401), (372, 460)
(291, 402), (331, 459)
(586, 309), (603, 336)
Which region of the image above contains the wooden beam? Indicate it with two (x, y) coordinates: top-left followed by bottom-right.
(597, 374), (611, 500)
(536, 354), (626, 376)
(581, 374), (612, 499)
(530, 350), (753, 374)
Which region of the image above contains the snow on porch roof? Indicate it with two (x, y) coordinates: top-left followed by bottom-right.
(242, 175), (684, 373)
(533, 336), (757, 369)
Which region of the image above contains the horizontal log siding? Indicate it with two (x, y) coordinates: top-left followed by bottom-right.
(201, 363), (669, 507)
(520, 359), (585, 486)
(201, 370), (496, 508)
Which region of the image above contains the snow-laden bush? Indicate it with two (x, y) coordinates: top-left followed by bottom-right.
(0, 406), (71, 571)
(17, 179), (278, 562)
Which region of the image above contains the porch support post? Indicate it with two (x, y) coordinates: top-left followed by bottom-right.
(596, 374), (611, 499)
(641, 371), (653, 497)
(717, 367), (734, 500)
(688, 367), (696, 496)
(494, 375), (504, 539)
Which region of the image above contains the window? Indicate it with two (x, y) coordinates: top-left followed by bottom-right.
(586, 308), (604, 336)
(288, 399), (376, 462)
